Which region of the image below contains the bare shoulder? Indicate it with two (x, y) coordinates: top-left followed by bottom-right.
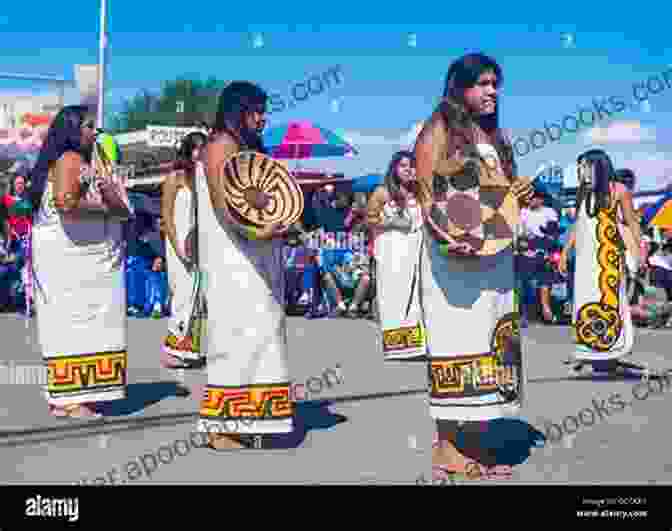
(415, 108), (450, 152)
(163, 170), (186, 193)
(208, 131), (237, 155)
(55, 151), (84, 171)
(52, 151), (84, 182)
(205, 132), (239, 210)
(370, 185), (390, 203)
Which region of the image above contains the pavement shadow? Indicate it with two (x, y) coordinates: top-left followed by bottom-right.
(455, 418), (546, 467)
(98, 381), (186, 417)
(258, 400), (348, 450)
(530, 372), (649, 385)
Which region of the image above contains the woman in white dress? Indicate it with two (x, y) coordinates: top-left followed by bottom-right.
(367, 150), (425, 361)
(30, 105), (131, 419)
(161, 132), (208, 395)
(559, 151), (641, 374)
(196, 82), (294, 450)
(414, 54), (533, 480)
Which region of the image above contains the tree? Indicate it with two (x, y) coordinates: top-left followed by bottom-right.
(109, 76), (227, 133)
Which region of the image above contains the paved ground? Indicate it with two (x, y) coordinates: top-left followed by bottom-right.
(1, 313), (672, 485)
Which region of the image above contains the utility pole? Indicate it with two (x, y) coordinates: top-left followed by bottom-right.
(97, 0), (108, 130)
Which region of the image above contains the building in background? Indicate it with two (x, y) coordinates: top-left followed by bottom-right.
(0, 93), (60, 130)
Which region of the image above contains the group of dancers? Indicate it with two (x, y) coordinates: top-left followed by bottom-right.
(23, 52), (660, 479)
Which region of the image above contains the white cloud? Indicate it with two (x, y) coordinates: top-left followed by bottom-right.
(583, 120), (656, 144)
(340, 130), (398, 147)
(342, 121), (425, 150)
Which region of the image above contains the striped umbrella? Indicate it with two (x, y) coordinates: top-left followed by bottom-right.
(263, 121), (358, 160)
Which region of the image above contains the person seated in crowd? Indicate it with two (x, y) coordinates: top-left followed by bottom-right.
(284, 223), (323, 316)
(345, 192), (368, 234)
(312, 185), (353, 233)
(127, 214), (160, 316)
(144, 256), (170, 318)
(319, 248), (372, 317)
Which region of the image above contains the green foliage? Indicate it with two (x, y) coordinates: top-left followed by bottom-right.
(108, 77), (227, 133)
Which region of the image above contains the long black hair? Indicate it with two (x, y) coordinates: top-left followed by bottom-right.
(175, 131), (208, 172)
(29, 105), (93, 211)
(438, 53), (515, 177)
(383, 150), (416, 213)
(576, 149), (616, 218)
(212, 81), (267, 153)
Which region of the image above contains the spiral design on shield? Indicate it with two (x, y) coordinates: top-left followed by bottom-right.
(216, 151), (304, 227)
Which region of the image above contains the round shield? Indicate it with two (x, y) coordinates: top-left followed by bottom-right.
(427, 187), (517, 257)
(218, 151), (304, 228)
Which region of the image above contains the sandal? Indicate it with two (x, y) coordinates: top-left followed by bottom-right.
(204, 433), (266, 451)
(49, 405), (69, 418)
(50, 403), (102, 420)
(65, 403), (102, 419)
(434, 459), (488, 481)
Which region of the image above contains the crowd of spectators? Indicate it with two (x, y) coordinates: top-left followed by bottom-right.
(283, 185), (375, 319)
(0, 173), (33, 314)
(2, 168), (672, 327)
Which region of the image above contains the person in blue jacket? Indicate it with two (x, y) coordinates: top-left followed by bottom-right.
(144, 256), (170, 318)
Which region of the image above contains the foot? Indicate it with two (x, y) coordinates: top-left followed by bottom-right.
(161, 351), (189, 369)
(207, 433), (249, 450)
(346, 304), (359, 318)
(336, 301), (347, 315)
(49, 405), (69, 418)
(62, 403), (102, 419)
(432, 442), (487, 478)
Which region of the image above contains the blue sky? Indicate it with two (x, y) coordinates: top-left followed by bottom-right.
(1, 7), (671, 190)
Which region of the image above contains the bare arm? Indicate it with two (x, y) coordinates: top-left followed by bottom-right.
(413, 112), (447, 211)
(366, 186), (388, 228)
(558, 228), (576, 275)
(53, 151), (118, 218)
(620, 189), (642, 253)
(52, 152), (85, 213)
(160, 171), (184, 260)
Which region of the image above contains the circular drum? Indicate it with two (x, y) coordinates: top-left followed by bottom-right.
(217, 151), (304, 228)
